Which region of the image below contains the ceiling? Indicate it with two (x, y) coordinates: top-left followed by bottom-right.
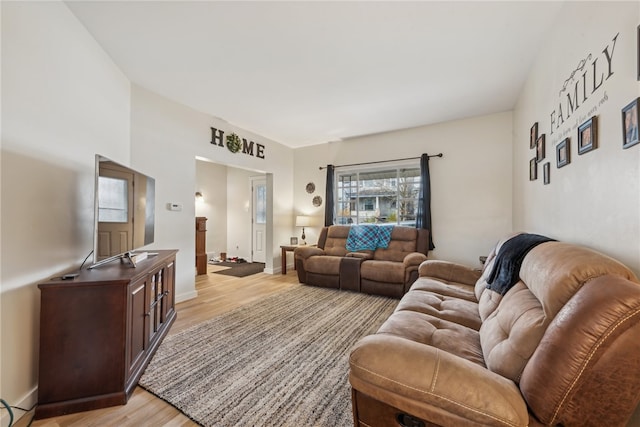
(66, 1), (564, 148)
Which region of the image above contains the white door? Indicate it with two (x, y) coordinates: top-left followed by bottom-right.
(251, 177), (266, 263)
(96, 166), (134, 260)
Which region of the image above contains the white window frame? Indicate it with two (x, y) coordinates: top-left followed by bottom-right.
(333, 161), (420, 226)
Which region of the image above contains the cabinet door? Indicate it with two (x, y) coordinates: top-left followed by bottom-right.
(127, 277), (148, 378)
(162, 260), (176, 322)
(148, 268), (163, 344)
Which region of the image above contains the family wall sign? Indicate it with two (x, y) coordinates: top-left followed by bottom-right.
(549, 33), (618, 136)
(210, 127), (266, 159)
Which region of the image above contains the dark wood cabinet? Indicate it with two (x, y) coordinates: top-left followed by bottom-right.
(35, 250), (178, 419)
(195, 217), (207, 275)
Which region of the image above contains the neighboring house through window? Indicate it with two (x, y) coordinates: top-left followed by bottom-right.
(334, 164), (420, 225)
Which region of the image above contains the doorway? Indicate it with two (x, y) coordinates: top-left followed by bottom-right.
(195, 158), (271, 270)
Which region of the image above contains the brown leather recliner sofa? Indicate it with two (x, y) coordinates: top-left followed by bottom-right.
(349, 233), (640, 427)
(294, 225), (430, 298)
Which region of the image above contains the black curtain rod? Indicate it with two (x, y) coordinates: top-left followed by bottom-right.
(318, 153), (443, 170)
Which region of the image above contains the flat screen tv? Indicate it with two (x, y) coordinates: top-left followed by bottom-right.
(90, 155), (155, 268)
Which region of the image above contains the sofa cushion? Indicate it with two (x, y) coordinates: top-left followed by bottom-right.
(305, 255), (342, 275)
(472, 233), (520, 320)
(361, 260), (406, 284)
(479, 282), (546, 382)
(377, 310), (485, 367)
(323, 225), (351, 256)
(372, 227), (419, 262)
(519, 241), (638, 316)
(396, 289), (482, 330)
(411, 276), (477, 302)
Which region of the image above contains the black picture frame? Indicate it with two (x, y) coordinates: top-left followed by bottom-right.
(578, 116), (597, 155)
(543, 162), (550, 185)
(290, 237), (298, 245)
(556, 138), (571, 168)
(622, 97), (639, 149)
(536, 134), (545, 162)
(530, 122), (538, 149)
(529, 157), (537, 181)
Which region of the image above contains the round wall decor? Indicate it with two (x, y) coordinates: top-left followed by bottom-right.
(305, 182), (315, 194)
(312, 195), (323, 207)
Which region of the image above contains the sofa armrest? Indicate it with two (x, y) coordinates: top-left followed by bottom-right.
(418, 260), (482, 286)
(349, 335), (528, 427)
(403, 252), (428, 267)
(294, 246), (325, 260)
(346, 252), (374, 260)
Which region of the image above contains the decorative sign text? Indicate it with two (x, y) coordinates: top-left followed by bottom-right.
(549, 33), (618, 137)
(210, 127), (265, 159)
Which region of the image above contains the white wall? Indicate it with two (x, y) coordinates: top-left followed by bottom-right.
(513, 1), (640, 276)
(195, 160), (228, 259)
(293, 112), (514, 266)
(130, 85), (294, 295)
(1, 1), (130, 420)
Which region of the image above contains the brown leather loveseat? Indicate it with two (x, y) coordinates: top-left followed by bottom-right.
(349, 233), (640, 427)
(294, 225), (430, 298)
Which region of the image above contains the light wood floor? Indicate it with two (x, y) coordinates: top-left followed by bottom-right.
(22, 265), (299, 427)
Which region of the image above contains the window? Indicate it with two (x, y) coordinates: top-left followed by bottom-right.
(255, 183), (266, 224)
(335, 165), (420, 225)
(98, 176), (128, 223)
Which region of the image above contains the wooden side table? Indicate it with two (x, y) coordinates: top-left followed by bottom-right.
(280, 245), (298, 275)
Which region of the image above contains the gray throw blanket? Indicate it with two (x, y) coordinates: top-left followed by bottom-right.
(486, 233), (555, 295)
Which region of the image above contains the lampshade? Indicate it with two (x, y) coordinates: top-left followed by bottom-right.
(295, 215), (311, 227)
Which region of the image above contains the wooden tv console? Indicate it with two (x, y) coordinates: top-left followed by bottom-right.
(35, 250), (178, 419)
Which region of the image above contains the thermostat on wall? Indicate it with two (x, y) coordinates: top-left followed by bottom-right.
(167, 203), (183, 211)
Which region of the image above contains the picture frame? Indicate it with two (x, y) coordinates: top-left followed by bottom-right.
(578, 116), (597, 155)
(556, 138), (571, 168)
(622, 97), (639, 149)
(290, 237), (298, 245)
(543, 162), (550, 185)
(529, 157), (537, 181)
(530, 122), (538, 149)
(536, 134), (545, 162)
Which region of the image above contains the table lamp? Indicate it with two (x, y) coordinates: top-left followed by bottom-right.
(295, 215), (311, 245)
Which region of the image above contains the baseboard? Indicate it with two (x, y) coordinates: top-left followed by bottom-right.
(176, 289), (198, 303)
(1, 386), (37, 427)
(264, 267), (277, 274)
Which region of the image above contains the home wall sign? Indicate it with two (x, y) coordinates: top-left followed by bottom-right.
(549, 33), (618, 137)
(210, 127), (266, 159)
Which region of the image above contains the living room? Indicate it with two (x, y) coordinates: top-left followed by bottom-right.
(2, 1), (640, 426)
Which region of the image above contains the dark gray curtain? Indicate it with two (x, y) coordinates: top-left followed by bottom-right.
(324, 165), (335, 226)
(416, 153), (435, 250)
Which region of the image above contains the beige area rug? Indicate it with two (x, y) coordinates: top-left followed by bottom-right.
(139, 285), (398, 427)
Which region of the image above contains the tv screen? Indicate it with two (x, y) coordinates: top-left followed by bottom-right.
(92, 155), (155, 266)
